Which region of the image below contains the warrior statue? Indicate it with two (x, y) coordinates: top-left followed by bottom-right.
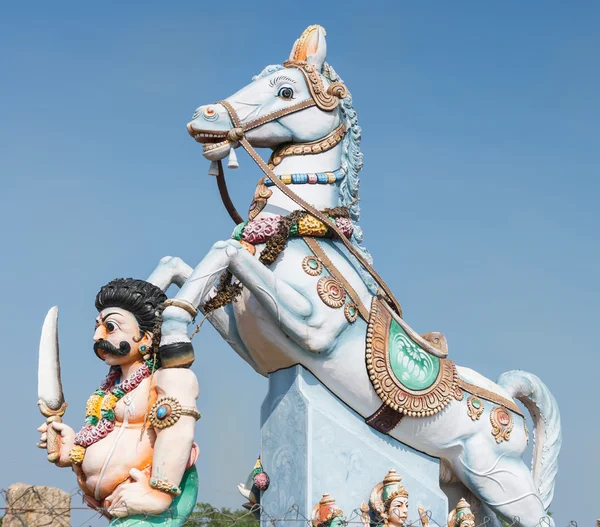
(151, 24), (561, 526)
(37, 277), (200, 526)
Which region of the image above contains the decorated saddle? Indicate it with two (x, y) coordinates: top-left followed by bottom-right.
(365, 296), (523, 433)
(366, 296), (459, 428)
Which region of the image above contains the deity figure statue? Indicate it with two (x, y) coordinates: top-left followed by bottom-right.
(369, 469), (409, 527)
(36, 278), (200, 526)
(312, 494), (345, 527)
(237, 457), (270, 515)
(447, 498), (476, 527)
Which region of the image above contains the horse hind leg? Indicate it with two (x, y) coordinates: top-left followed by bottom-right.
(452, 447), (553, 527)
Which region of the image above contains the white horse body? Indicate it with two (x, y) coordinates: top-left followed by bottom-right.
(154, 26), (561, 527)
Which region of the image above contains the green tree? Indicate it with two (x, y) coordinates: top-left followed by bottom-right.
(186, 502), (259, 527)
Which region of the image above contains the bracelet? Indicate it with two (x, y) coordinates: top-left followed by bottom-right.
(149, 477), (181, 496)
(149, 396), (201, 429)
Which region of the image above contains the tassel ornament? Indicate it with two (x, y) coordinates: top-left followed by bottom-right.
(208, 160), (219, 177)
(227, 146), (239, 169)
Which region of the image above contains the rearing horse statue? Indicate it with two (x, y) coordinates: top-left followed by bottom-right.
(150, 26), (561, 527)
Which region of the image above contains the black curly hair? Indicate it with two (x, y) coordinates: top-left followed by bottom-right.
(95, 278), (167, 338)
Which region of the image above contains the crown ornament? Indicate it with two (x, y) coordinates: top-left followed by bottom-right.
(312, 494), (344, 527)
(382, 469), (409, 505)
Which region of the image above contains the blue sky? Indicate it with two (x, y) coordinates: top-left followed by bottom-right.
(1, 2), (598, 525)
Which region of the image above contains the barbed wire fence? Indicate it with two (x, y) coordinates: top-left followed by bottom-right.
(0, 485), (590, 527)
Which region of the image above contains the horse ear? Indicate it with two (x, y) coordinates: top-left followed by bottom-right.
(289, 25), (327, 72)
(289, 39), (300, 62)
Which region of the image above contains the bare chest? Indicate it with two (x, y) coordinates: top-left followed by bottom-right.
(112, 377), (157, 425)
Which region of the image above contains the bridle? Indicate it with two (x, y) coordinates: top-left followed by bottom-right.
(212, 60), (404, 318)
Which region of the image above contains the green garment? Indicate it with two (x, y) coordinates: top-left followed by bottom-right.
(110, 466), (198, 527)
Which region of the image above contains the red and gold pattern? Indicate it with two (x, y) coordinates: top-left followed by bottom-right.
(453, 387), (465, 401)
(317, 277), (346, 309)
(490, 406), (514, 443)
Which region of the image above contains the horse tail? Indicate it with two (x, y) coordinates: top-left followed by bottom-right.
(497, 370), (562, 510)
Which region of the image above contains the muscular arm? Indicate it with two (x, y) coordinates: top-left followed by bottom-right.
(151, 368), (200, 487)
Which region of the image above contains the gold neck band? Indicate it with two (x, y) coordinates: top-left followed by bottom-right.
(268, 123), (347, 169)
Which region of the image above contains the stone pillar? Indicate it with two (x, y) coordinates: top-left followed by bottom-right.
(260, 365), (448, 525)
(4, 483), (70, 527)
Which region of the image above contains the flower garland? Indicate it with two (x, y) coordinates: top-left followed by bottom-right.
(69, 359), (156, 465)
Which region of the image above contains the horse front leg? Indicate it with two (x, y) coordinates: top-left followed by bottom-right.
(159, 240), (313, 366)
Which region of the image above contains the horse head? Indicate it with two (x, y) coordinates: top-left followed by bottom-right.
(187, 25), (346, 162)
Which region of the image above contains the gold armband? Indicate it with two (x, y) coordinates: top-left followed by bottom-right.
(149, 477), (181, 496)
(149, 396), (201, 429)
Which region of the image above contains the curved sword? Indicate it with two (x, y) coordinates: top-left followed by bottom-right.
(37, 306), (68, 463)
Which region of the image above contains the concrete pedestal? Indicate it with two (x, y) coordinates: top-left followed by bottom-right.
(260, 365), (448, 524)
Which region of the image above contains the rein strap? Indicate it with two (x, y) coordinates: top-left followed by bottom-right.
(216, 97), (404, 317)
(239, 135), (403, 317)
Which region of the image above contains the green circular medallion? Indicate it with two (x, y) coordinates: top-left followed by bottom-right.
(388, 319), (440, 391)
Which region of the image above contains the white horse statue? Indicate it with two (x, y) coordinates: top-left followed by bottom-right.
(150, 26), (561, 526)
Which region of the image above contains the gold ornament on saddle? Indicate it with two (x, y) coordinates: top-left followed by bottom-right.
(490, 406), (513, 443)
(466, 395), (484, 421)
(366, 297), (457, 418)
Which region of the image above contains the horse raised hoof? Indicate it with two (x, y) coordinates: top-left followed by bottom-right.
(159, 341), (195, 368)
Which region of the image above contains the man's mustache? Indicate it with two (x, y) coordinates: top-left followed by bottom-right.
(94, 339), (131, 358)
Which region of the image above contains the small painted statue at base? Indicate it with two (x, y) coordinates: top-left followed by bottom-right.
(312, 494), (345, 527)
(36, 278), (200, 526)
(447, 498), (476, 527)
(369, 469), (409, 527)
(237, 457), (270, 516)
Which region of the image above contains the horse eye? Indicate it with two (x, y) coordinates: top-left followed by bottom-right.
(277, 87), (294, 100)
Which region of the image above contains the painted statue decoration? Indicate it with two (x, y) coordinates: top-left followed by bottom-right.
(368, 470), (409, 527)
(37, 278), (201, 525)
(448, 498), (476, 527)
(312, 494), (345, 527)
(237, 457), (270, 514)
(156, 24), (561, 525)
(317, 470), (451, 527)
(36, 24), (563, 527)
